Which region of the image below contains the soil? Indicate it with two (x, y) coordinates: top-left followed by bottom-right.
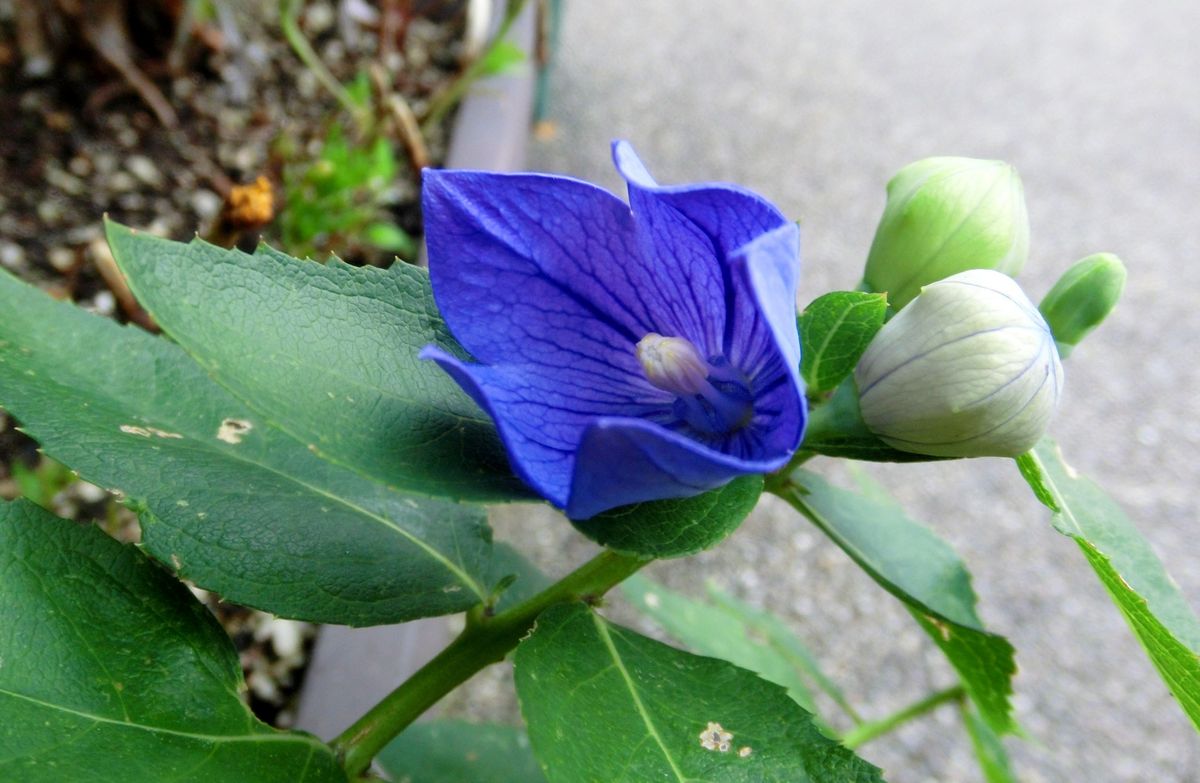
(0, 0), (473, 728)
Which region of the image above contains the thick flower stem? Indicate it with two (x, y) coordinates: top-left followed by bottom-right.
(332, 549), (649, 779)
(840, 685), (966, 749)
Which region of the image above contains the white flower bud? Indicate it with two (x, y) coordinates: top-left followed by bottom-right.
(853, 269), (1062, 457)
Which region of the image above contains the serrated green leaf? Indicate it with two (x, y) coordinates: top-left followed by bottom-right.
(1017, 439), (1200, 730)
(570, 475), (763, 558)
(105, 221), (529, 503)
(799, 292), (888, 395)
(775, 469), (1017, 734)
(622, 574), (823, 719)
(961, 703), (1017, 783)
(514, 603), (883, 783)
(0, 269), (492, 625)
(0, 500), (345, 783)
(376, 720), (545, 783)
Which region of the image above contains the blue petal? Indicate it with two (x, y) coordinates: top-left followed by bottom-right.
(612, 140), (793, 357)
(726, 223), (804, 399)
(424, 168), (716, 375)
(420, 346), (671, 509)
(564, 222), (806, 519)
(422, 144), (806, 518)
(567, 418), (785, 519)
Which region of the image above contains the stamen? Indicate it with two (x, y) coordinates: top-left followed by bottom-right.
(637, 333), (709, 395)
(635, 333), (754, 435)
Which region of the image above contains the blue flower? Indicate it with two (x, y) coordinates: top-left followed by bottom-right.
(420, 141), (805, 519)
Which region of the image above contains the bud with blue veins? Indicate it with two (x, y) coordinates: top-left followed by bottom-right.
(853, 269), (1063, 458)
(864, 157), (1030, 310)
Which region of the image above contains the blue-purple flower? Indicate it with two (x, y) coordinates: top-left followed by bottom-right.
(420, 141), (805, 519)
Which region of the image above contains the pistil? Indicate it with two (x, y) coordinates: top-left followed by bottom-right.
(636, 333), (753, 435)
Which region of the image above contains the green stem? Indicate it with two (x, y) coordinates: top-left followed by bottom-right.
(332, 548), (648, 779)
(281, 0), (368, 130)
(421, 0), (529, 134)
(841, 685), (966, 749)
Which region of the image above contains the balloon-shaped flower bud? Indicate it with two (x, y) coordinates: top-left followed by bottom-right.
(854, 269), (1062, 458)
(864, 157), (1029, 310)
(1038, 252), (1126, 358)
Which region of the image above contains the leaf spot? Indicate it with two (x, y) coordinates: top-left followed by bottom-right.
(644, 592), (661, 609)
(738, 746), (752, 758)
(699, 721), (733, 752)
(217, 418), (253, 444)
(119, 424), (183, 439)
(923, 614), (953, 641)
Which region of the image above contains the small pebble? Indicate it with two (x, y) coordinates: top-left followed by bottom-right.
(304, 2), (335, 35)
(263, 618), (307, 660)
(172, 77), (196, 100)
(0, 241), (26, 270)
(191, 189), (223, 221)
(37, 199), (64, 224)
(322, 40), (346, 65)
(233, 146), (261, 173)
(117, 127), (138, 148)
(147, 217), (175, 237)
(245, 42), (270, 68)
(68, 155), (93, 177)
(126, 155), (163, 188)
(23, 55), (53, 79)
(45, 166), (86, 196)
(47, 246), (76, 272)
(217, 107), (248, 133)
(88, 291), (116, 317)
(93, 153), (118, 175)
(247, 669), (281, 703)
(117, 193), (146, 211)
(44, 111), (72, 132)
(64, 223), (102, 245)
(296, 70), (319, 100)
(108, 171), (137, 193)
(75, 481), (109, 503)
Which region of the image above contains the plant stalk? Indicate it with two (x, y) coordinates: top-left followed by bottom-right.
(841, 685), (966, 749)
(280, 0), (368, 130)
(332, 548), (648, 779)
(421, 0), (529, 134)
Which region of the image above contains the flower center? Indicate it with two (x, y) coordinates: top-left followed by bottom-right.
(635, 333), (754, 435)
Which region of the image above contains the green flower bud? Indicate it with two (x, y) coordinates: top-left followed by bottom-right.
(854, 269), (1062, 458)
(1038, 252), (1126, 358)
(864, 157), (1029, 310)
